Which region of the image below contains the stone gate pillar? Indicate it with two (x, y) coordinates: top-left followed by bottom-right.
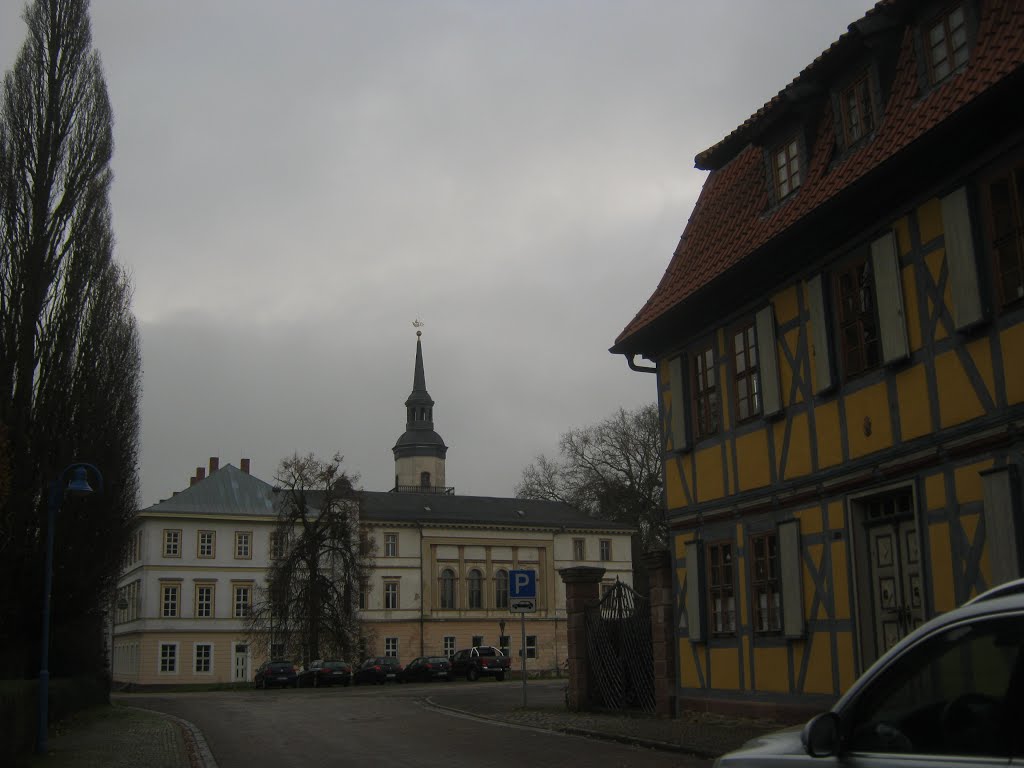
(558, 565), (605, 711)
(644, 549), (677, 717)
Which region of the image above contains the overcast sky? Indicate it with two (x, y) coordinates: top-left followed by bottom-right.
(1, 1), (869, 506)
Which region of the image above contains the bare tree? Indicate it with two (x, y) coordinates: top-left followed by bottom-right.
(516, 404), (666, 593)
(248, 454), (374, 665)
(0, 0), (140, 677)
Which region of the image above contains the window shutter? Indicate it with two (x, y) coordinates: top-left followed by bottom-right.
(668, 356), (689, 453)
(871, 231), (910, 364)
(755, 305), (783, 418)
(683, 540), (706, 643)
(941, 187), (985, 330)
(981, 466), (1022, 586)
(778, 520), (804, 638)
(806, 275), (834, 394)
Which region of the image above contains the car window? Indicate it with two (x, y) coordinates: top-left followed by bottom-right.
(845, 615), (1024, 758)
(478, 647), (495, 656)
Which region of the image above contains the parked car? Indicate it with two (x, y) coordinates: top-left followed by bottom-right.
(398, 656), (453, 683)
(714, 578), (1024, 767)
(297, 659), (352, 688)
(449, 646), (510, 681)
(353, 656), (402, 684)
(254, 660), (298, 689)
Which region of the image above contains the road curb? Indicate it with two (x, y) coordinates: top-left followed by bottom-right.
(421, 696), (720, 759)
(123, 705), (219, 768)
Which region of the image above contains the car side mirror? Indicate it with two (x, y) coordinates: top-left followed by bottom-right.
(802, 712), (841, 758)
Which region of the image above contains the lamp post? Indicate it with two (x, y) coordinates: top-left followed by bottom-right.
(38, 462), (102, 755)
(498, 619), (506, 654)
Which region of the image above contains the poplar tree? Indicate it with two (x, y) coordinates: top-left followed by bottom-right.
(0, 0), (141, 678)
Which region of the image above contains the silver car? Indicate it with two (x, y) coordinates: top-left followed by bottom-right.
(715, 578), (1024, 767)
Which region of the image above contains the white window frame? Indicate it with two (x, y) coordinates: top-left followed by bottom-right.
(233, 585), (251, 618)
(384, 580), (399, 610)
(162, 529), (181, 558)
(234, 531), (252, 560)
(195, 584), (214, 618)
(525, 635), (537, 659)
(161, 583), (179, 618)
(443, 636), (456, 657)
(384, 637), (398, 658)
(599, 539), (612, 561)
(158, 642), (178, 674)
(197, 530), (215, 558)
(384, 532), (398, 557)
(194, 642), (213, 674)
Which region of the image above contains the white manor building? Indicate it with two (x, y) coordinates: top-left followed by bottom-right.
(112, 336), (634, 685)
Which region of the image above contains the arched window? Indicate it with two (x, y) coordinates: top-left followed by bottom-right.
(440, 568), (456, 609)
(420, 471), (431, 488)
(468, 569), (482, 609)
(494, 569), (508, 609)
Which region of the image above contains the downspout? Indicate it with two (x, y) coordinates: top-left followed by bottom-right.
(418, 521), (425, 657)
(626, 354), (657, 374)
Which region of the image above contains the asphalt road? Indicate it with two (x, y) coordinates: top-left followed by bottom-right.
(123, 679), (710, 768)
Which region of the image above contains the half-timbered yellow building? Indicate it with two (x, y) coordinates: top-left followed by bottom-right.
(612, 0), (1024, 716)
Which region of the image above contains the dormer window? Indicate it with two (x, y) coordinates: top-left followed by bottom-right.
(773, 139), (801, 199)
(841, 72), (875, 147)
(927, 4), (968, 84)
(420, 471), (431, 488)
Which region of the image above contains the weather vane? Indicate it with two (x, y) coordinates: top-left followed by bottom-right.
(413, 317), (425, 337)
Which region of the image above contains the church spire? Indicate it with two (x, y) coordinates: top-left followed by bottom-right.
(392, 326), (449, 493)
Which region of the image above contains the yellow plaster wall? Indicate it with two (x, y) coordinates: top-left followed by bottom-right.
(709, 647), (741, 690)
(780, 411), (812, 480)
(753, 647), (789, 693)
(678, 638), (701, 687)
(815, 401), (843, 469)
(896, 364), (932, 441)
(844, 383), (893, 460)
(934, 350), (986, 428)
(780, 328), (803, 406)
(665, 457), (686, 510)
(918, 198), (943, 246)
(954, 459), (993, 504)
(695, 446), (724, 502)
(929, 521), (955, 613)
(925, 472), (946, 511)
(805, 544), (825, 621)
(827, 501), (845, 531)
(923, 250), (950, 343)
(772, 285), (801, 326)
(1002, 323), (1024, 405)
(836, 632), (856, 693)
(802, 633), (834, 695)
(966, 338), (996, 409)
(735, 430), (772, 492)
(893, 216), (912, 257)
(831, 541), (850, 620)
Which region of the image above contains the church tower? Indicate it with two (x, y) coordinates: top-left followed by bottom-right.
(392, 329), (449, 493)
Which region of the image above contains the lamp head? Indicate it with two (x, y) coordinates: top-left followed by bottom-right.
(66, 466), (94, 497)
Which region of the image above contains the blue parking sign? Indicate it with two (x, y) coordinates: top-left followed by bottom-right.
(509, 569), (536, 599)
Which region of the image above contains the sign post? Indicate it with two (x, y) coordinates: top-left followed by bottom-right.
(508, 569), (536, 707)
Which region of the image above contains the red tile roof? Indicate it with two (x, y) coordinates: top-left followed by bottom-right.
(613, 0), (1024, 354)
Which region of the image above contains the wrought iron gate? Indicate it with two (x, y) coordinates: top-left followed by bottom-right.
(584, 581), (655, 713)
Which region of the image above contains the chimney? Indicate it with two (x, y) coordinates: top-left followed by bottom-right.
(197, 466), (206, 481)
(209, 457), (219, 474)
(189, 476), (198, 487)
(240, 458), (250, 474)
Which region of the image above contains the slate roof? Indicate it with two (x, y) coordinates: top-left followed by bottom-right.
(612, 0), (1024, 355)
(141, 464), (277, 517)
(360, 491), (633, 531)
(141, 467), (632, 533)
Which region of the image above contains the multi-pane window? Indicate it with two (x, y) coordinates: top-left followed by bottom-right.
(384, 580), (399, 610)
(194, 643), (212, 674)
(472, 635), (483, 647)
(443, 636), (456, 657)
(269, 530), (284, 559)
(161, 584), (179, 617)
(233, 585), (251, 618)
(733, 323), (761, 422)
(525, 635), (537, 659)
(197, 530), (215, 558)
(440, 568), (456, 609)
(494, 569), (509, 609)
(986, 165), (1024, 307)
(927, 4), (968, 84)
(708, 542), (736, 636)
(195, 584), (213, 618)
(499, 635), (510, 657)
(773, 139), (801, 199)
(159, 643), (177, 673)
(234, 531), (251, 560)
(384, 637), (398, 658)
(750, 533), (781, 633)
(162, 529), (181, 558)
(599, 539), (612, 561)
(841, 72), (875, 146)
(358, 582), (368, 610)
(468, 569), (482, 609)
(693, 345), (719, 439)
(384, 533), (398, 557)
(573, 538), (585, 561)
(270, 643), (285, 660)
(836, 255), (881, 377)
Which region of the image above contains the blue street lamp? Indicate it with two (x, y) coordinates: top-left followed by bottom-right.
(38, 462), (103, 755)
